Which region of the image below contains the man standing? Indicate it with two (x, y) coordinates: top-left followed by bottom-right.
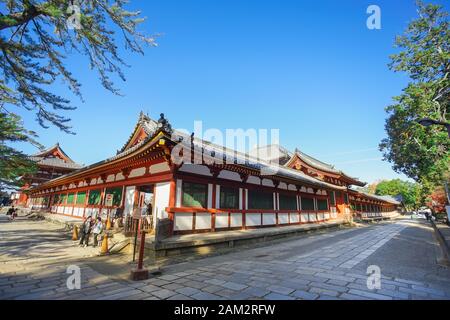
(79, 216), (92, 247)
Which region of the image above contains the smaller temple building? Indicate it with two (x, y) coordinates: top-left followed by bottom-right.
(11, 143), (83, 206)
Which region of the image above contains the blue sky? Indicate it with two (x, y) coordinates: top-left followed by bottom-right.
(9, 0), (449, 184)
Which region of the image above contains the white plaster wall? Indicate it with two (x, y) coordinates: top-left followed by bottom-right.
(123, 186), (135, 216)
(247, 176), (261, 185)
(262, 179), (275, 187)
(92, 208), (99, 218)
(215, 185), (221, 208)
(244, 189), (248, 210)
(278, 213), (289, 224)
(217, 170), (241, 181)
(106, 174), (115, 183)
(154, 182), (171, 222)
(179, 164), (212, 176)
(174, 213), (193, 231)
(309, 213), (317, 222)
(300, 213), (309, 222)
(116, 172), (125, 181)
(318, 213), (324, 221)
(207, 184), (213, 208)
(278, 182), (288, 190)
(129, 167), (146, 178)
(195, 213), (211, 230)
(149, 162), (170, 174)
(73, 207), (81, 217)
(263, 213), (276, 225)
(239, 188), (243, 210)
(176, 179), (182, 207)
(230, 213), (242, 227)
(215, 213), (229, 228)
(246, 213), (261, 226)
(290, 213), (300, 223)
(324, 213), (330, 220)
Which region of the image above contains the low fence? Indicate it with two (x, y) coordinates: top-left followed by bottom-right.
(124, 215), (153, 235)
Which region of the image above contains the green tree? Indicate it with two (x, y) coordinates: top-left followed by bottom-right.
(375, 179), (422, 211)
(379, 1), (450, 187)
(0, 111), (39, 189)
(0, 1), (155, 188)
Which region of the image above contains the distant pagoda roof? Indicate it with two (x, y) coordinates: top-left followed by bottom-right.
(29, 143), (83, 170)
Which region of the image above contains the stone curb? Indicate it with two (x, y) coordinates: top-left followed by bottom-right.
(431, 219), (450, 266)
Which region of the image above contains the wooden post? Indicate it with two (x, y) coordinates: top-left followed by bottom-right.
(130, 228), (149, 281)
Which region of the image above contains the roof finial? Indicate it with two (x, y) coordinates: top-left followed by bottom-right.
(157, 113), (173, 134)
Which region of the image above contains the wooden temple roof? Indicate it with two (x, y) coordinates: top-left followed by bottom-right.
(30, 113), (396, 206)
(29, 143), (83, 170)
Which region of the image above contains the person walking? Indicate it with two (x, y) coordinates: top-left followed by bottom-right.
(92, 217), (104, 247)
(79, 216), (92, 247)
(7, 206), (17, 221)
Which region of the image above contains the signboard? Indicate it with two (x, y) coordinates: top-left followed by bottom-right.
(132, 207), (141, 219)
(446, 206), (450, 222)
(105, 194), (114, 207)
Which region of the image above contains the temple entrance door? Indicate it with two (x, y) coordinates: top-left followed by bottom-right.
(137, 185), (155, 230)
(137, 185), (154, 213)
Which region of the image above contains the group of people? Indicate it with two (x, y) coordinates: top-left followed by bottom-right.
(78, 216), (105, 247)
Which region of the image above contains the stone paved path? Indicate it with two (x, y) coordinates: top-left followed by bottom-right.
(1, 215), (450, 300)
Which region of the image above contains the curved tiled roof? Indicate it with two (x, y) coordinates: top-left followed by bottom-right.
(29, 156), (83, 170)
(31, 113), (390, 203)
(117, 112), (158, 153)
(29, 143), (82, 170)
(295, 150), (339, 173)
(350, 190), (401, 205)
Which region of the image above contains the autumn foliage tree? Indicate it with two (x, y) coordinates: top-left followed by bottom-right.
(426, 186), (448, 213)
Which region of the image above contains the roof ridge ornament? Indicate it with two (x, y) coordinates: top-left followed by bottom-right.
(157, 113), (173, 134)
(139, 110), (150, 123)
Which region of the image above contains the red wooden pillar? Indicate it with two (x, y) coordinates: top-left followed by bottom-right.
(211, 184), (216, 232)
(242, 188), (247, 230)
(168, 179), (177, 236)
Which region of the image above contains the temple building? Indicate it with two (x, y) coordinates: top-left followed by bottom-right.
(12, 143), (83, 206)
(28, 113), (400, 235)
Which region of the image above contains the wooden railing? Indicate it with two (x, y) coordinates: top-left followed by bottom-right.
(123, 208), (153, 235)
